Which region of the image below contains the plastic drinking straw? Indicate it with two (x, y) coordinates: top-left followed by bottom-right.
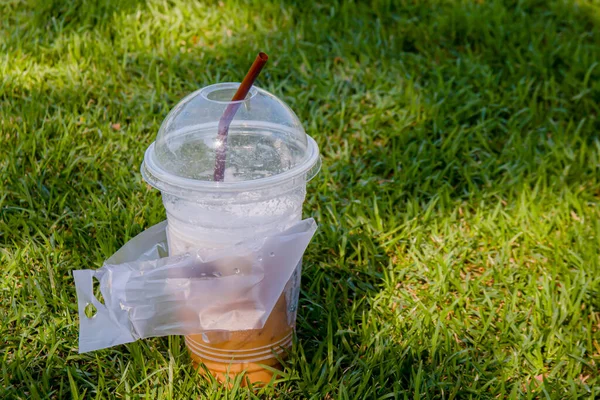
(213, 52), (269, 182)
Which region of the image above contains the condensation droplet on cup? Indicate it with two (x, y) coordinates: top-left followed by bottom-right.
(213, 272), (222, 278)
(269, 252), (275, 257)
(234, 268), (240, 274)
(257, 256), (263, 262)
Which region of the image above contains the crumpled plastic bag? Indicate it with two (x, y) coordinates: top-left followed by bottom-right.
(73, 219), (317, 353)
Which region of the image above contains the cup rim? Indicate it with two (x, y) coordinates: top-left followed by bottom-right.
(141, 134), (321, 195)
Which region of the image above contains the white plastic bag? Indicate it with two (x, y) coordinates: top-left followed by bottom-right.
(73, 219), (317, 353)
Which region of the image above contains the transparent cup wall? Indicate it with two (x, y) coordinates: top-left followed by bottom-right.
(163, 184), (306, 382)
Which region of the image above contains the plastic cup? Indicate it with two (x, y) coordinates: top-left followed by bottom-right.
(141, 83), (320, 384)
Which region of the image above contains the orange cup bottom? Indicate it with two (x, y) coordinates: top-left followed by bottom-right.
(186, 294), (293, 386)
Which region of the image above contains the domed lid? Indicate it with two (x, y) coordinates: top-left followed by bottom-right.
(141, 82), (320, 195)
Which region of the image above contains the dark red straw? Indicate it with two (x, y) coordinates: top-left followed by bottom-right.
(213, 52), (269, 182)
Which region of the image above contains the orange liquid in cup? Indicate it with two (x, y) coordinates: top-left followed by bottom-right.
(186, 294), (293, 385)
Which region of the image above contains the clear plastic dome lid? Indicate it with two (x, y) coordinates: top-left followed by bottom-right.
(141, 83), (320, 195)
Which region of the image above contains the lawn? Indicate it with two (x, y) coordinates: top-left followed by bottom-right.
(1, 0), (600, 398)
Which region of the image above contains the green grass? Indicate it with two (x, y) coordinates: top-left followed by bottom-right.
(1, 0), (600, 398)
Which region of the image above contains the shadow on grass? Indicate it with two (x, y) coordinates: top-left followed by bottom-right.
(26, 0), (148, 33)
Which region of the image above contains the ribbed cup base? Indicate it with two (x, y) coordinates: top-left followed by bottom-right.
(186, 294), (294, 385)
